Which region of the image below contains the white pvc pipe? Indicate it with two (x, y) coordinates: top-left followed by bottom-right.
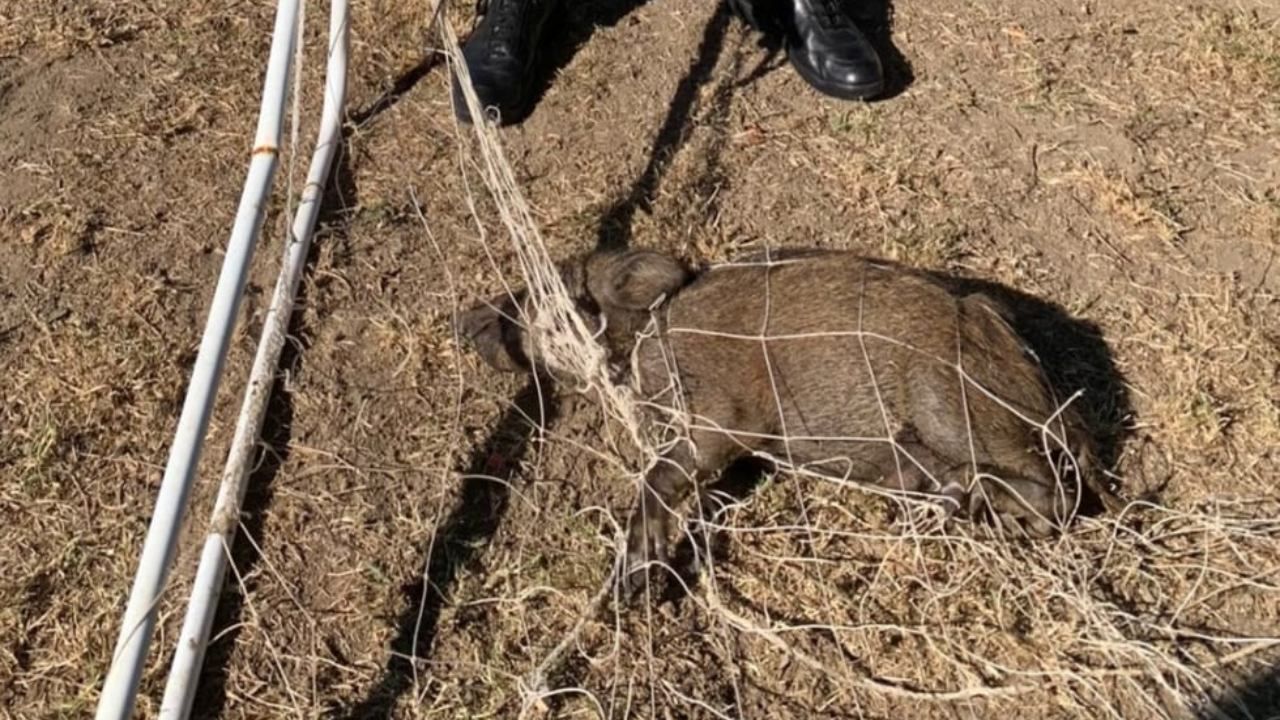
(157, 1), (348, 716)
(95, 2), (302, 718)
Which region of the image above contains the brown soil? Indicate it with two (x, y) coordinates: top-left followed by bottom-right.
(2, 1), (1278, 719)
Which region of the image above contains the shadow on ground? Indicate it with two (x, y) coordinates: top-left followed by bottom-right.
(331, 380), (558, 719)
(187, 335), (296, 720)
(1200, 664), (1280, 720)
(595, 0), (914, 251)
(853, 0), (914, 100)
(351, 54), (444, 128)
(596, 4), (736, 250)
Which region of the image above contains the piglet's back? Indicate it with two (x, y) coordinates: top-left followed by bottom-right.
(640, 251), (1075, 476)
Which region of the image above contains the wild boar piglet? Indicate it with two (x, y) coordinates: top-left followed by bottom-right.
(458, 248), (1116, 595)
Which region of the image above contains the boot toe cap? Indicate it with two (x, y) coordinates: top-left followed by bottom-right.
(789, 50), (884, 100)
(451, 64), (524, 125)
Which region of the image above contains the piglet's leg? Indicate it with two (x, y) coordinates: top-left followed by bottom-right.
(968, 468), (1064, 538)
(623, 441), (698, 599)
(881, 435), (970, 530)
(682, 457), (773, 581)
(622, 422), (750, 601)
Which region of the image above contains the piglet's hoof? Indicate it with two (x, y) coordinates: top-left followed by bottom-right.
(967, 482), (1060, 539)
(618, 559), (648, 603)
(620, 511), (671, 603)
(890, 502), (951, 535)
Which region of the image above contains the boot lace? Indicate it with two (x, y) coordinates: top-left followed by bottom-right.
(478, 0), (526, 49)
(814, 0), (851, 30)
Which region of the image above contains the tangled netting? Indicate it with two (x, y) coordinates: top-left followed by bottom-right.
(439, 15), (1280, 720)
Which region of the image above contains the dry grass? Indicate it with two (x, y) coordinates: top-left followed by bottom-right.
(1, 0), (1278, 719)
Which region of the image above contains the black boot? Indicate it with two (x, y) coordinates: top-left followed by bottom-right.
(785, 0), (884, 99)
(451, 0), (558, 125)
(732, 0), (884, 101)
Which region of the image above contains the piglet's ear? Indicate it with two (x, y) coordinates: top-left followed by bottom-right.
(455, 298), (523, 372)
(586, 250), (690, 310)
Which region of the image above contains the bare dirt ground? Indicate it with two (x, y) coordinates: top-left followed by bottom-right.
(2, 0), (1279, 718)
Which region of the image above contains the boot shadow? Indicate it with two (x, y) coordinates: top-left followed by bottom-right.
(326, 379), (558, 718)
(851, 0), (913, 100)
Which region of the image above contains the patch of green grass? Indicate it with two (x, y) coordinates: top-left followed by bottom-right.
(16, 412), (60, 494)
(827, 105), (879, 143)
(1200, 9), (1280, 93)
